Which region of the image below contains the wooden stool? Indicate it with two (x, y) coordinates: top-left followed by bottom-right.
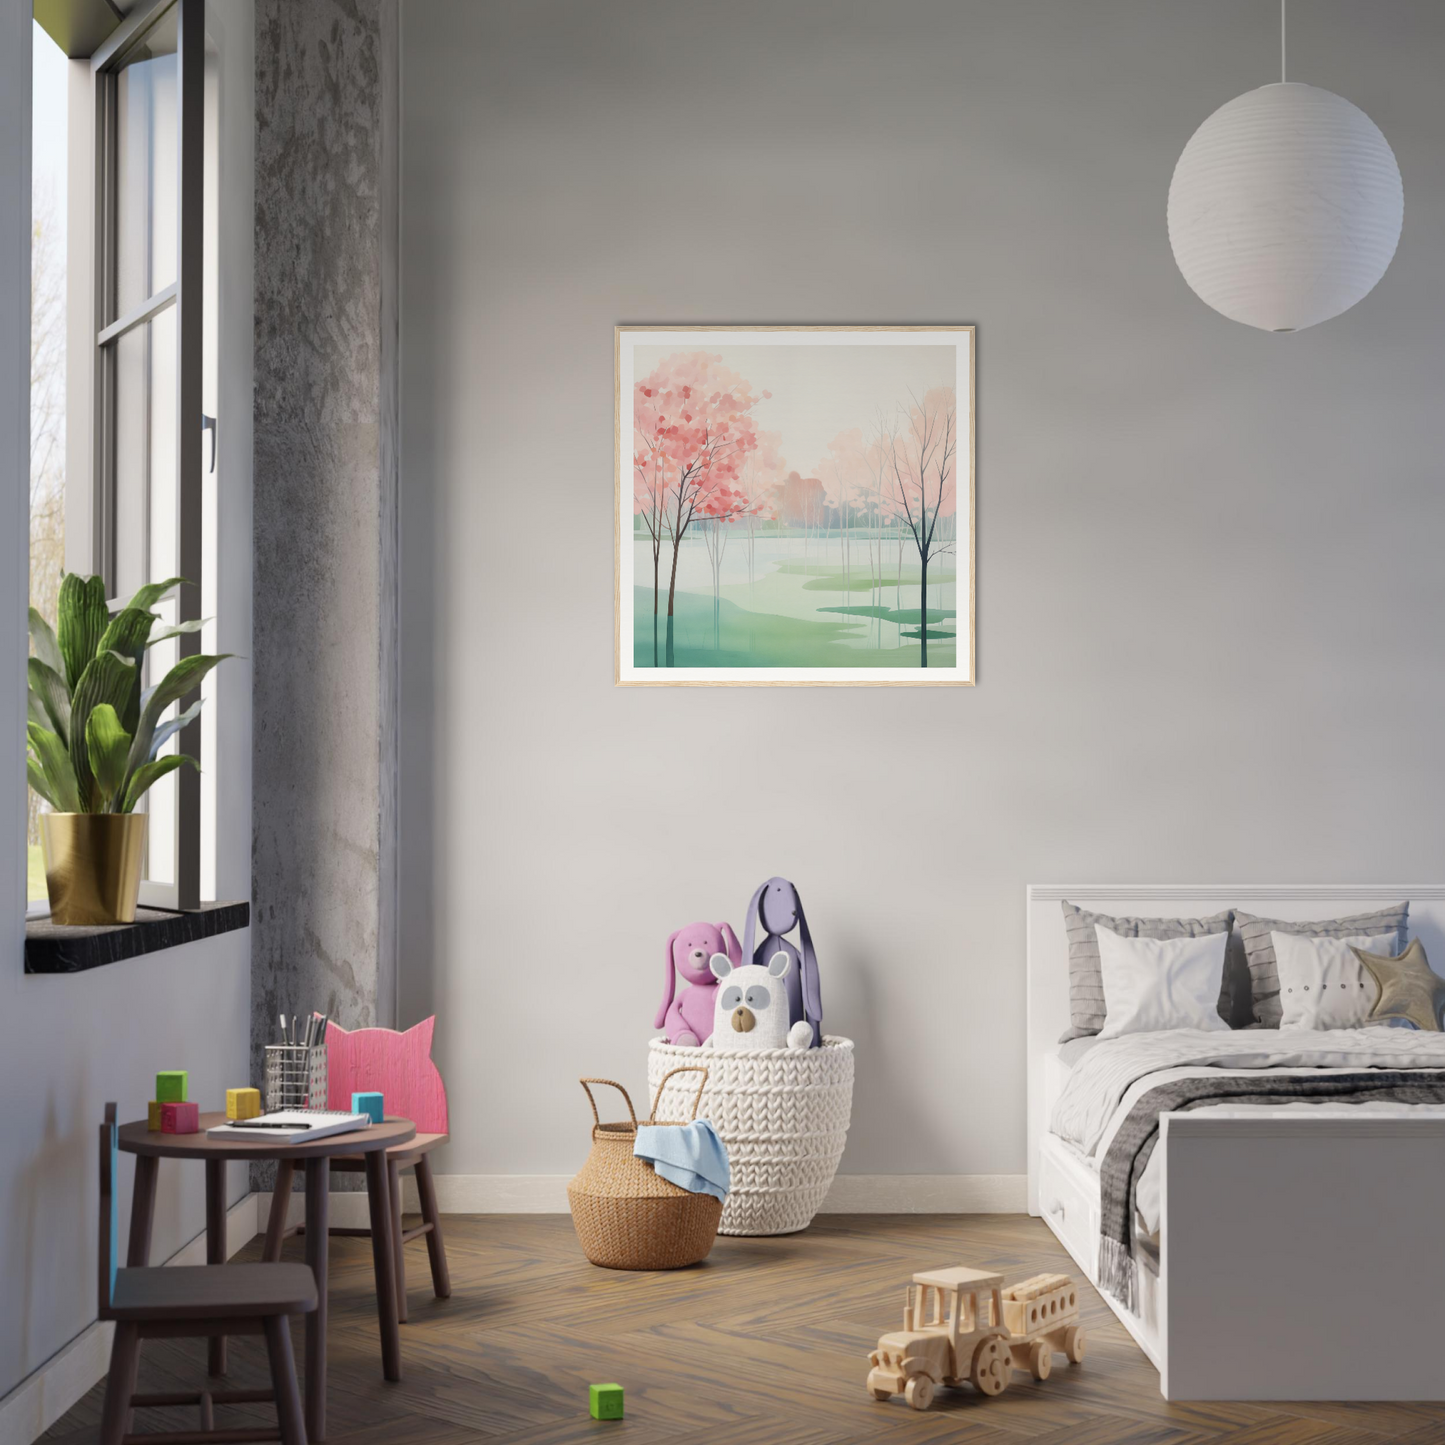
(97, 1104), (318, 1445)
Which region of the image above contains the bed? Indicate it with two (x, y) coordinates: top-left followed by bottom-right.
(1027, 885), (1445, 1401)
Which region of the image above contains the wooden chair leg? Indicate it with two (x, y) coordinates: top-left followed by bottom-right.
(264, 1160), (296, 1261)
(263, 1315), (307, 1445)
(363, 1150), (402, 1381)
(414, 1154), (451, 1299)
(99, 1322), (141, 1445)
(388, 1157), (408, 1324)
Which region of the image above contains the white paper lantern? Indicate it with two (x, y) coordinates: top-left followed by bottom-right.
(1168, 82), (1403, 332)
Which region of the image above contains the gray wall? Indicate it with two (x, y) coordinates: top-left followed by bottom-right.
(0, 0), (255, 1405)
(399, 0), (1445, 1183)
(252, 0), (399, 1100)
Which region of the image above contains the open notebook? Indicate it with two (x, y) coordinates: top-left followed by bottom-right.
(206, 1111), (371, 1144)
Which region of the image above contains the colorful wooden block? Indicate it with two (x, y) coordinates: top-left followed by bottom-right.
(226, 1087), (262, 1121)
(147, 1101), (163, 1132)
(588, 1384), (623, 1421)
(156, 1071), (188, 1103)
(159, 1101), (200, 1134)
(352, 1091), (384, 1124)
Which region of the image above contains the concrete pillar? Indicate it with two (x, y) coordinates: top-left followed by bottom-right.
(252, 0), (399, 1106)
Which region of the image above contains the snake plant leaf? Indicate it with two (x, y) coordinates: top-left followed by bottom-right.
(125, 653), (230, 785)
(27, 757), (58, 811)
(85, 703), (133, 811)
(96, 607), (157, 733)
(121, 753), (197, 815)
(121, 576), (187, 616)
(28, 721), (82, 814)
(69, 650), (138, 811)
(148, 618), (209, 646)
(28, 688), (51, 731)
(148, 699), (203, 761)
(57, 573), (110, 693)
(28, 606), (65, 678)
(27, 658), (71, 747)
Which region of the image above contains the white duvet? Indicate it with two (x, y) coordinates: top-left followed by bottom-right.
(1051, 1026), (1445, 1238)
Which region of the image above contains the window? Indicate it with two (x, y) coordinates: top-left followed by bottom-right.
(30, 0), (218, 912)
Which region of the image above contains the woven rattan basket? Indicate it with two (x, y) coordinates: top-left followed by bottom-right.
(567, 1065), (723, 1270)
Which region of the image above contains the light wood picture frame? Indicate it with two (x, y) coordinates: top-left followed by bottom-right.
(616, 325), (975, 687)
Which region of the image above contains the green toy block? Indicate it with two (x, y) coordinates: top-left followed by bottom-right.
(156, 1071), (188, 1103)
(588, 1384), (623, 1421)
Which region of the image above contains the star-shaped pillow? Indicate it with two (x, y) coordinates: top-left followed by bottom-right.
(1350, 938), (1445, 1032)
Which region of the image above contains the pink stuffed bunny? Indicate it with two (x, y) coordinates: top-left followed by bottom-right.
(655, 921), (742, 1046)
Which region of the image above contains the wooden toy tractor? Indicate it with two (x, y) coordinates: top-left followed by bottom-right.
(866, 1267), (1085, 1410)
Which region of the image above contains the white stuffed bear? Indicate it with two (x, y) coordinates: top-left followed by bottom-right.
(706, 952), (813, 1051)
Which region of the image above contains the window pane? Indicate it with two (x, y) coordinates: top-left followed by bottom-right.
(109, 301), (178, 886)
(30, 21), (68, 904)
(114, 6), (178, 319)
(112, 306), (177, 603)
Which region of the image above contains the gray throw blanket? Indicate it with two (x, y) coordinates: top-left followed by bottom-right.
(1098, 1070), (1445, 1312)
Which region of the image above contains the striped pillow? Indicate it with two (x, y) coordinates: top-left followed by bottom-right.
(1234, 904), (1409, 1028)
(1060, 902), (1234, 1043)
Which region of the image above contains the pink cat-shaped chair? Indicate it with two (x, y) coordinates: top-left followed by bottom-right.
(264, 1017), (450, 1324)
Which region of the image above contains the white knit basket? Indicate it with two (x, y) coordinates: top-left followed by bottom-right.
(647, 1036), (854, 1236)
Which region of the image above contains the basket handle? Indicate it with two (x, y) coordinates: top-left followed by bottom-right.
(649, 1065), (709, 1124)
(578, 1078), (637, 1130)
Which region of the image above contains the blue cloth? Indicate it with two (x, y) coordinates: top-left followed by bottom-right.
(634, 1119), (730, 1200)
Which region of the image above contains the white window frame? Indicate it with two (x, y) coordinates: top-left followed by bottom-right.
(79, 0), (205, 911)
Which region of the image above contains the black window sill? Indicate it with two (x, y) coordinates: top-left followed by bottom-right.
(25, 901), (250, 974)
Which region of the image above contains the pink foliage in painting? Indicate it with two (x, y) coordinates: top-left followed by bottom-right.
(633, 352), (764, 664)
(326, 1017), (448, 1134)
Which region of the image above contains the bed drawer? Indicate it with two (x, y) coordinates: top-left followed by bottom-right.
(1037, 1138), (1099, 1273)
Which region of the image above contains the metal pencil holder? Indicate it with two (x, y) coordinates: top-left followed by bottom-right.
(264, 1043), (328, 1112)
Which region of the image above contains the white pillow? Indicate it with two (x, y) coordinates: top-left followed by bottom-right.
(1094, 924), (1231, 1039)
(1271, 930), (1397, 1030)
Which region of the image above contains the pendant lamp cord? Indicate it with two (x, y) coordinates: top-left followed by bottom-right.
(1281, 0), (1287, 82)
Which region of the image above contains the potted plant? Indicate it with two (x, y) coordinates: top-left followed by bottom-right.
(26, 574), (228, 925)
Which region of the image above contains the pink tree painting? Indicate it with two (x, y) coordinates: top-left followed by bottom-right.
(633, 352), (762, 666)
(619, 327), (973, 685)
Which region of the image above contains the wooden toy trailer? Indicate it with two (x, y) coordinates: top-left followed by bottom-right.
(1000, 1272), (1086, 1381)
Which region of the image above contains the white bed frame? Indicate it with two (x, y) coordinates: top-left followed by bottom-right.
(1027, 884), (1445, 1401)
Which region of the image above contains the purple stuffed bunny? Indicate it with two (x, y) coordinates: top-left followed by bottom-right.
(741, 878), (823, 1047)
(655, 921), (742, 1046)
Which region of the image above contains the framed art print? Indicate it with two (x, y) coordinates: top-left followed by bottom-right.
(616, 325), (974, 686)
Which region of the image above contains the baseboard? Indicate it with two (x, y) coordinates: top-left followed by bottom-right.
(821, 1174), (1028, 1212)
(0, 1193), (259, 1445)
(267, 1173), (1029, 1216)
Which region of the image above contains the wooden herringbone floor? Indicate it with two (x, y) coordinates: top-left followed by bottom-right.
(43, 1213), (1445, 1445)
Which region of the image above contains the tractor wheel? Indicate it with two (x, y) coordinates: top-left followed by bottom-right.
(870, 1388), (891, 1401)
(904, 1375), (936, 1411)
(1028, 1339), (1053, 1381)
(971, 1337), (1011, 1397)
(1063, 1325), (1086, 1364)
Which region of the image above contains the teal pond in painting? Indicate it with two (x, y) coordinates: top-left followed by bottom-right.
(632, 533), (957, 670)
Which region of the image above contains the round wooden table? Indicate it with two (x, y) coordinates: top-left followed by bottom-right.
(119, 1114), (416, 1442)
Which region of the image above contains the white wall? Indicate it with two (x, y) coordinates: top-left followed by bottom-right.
(0, 0), (254, 1410)
(398, 0), (1445, 1192)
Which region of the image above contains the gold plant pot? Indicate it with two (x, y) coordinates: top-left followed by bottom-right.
(39, 813), (147, 926)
